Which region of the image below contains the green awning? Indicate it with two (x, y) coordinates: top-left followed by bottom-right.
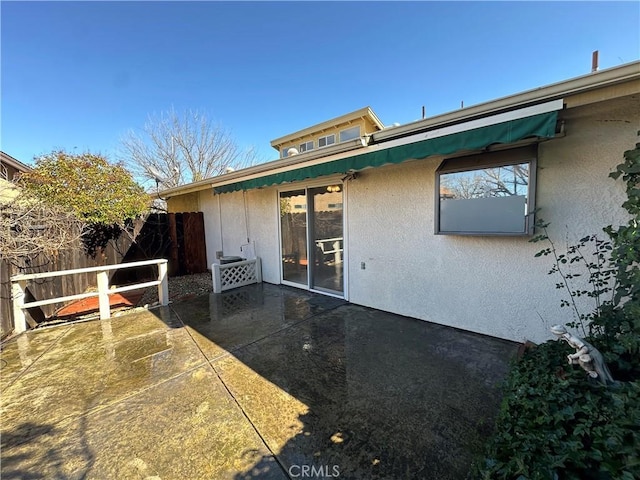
(214, 111), (558, 194)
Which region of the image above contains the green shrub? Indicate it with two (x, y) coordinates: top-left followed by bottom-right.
(475, 134), (640, 479)
(475, 341), (640, 480)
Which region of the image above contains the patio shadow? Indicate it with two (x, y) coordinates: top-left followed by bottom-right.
(174, 283), (519, 479)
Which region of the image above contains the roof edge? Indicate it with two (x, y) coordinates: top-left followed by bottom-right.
(0, 151), (32, 172)
(161, 61), (639, 199)
(373, 61), (640, 142)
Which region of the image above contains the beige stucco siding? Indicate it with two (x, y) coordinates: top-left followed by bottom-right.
(197, 188), (280, 283)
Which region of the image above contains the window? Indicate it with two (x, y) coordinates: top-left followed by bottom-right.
(299, 141), (314, 153)
(318, 134), (335, 148)
(339, 126), (360, 143)
(435, 146), (537, 235)
(282, 149), (288, 158)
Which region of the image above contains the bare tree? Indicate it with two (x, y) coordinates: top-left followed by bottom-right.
(120, 108), (260, 189)
(441, 164), (529, 200)
(0, 182), (85, 263)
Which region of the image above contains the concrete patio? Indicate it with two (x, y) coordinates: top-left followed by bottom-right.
(1, 283), (518, 479)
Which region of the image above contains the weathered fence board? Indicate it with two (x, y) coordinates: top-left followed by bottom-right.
(168, 212), (207, 276)
(183, 212), (207, 275)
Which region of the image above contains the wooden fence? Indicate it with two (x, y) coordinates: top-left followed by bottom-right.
(168, 212), (207, 277)
(0, 211), (207, 339)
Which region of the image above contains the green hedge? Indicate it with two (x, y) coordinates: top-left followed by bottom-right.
(474, 340), (640, 480)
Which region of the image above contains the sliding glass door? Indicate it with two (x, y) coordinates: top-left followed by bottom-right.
(280, 189), (308, 286)
(280, 184), (344, 295)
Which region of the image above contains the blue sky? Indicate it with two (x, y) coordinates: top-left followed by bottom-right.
(2, 1), (639, 168)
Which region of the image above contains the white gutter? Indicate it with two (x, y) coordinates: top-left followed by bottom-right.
(379, 99), (563, 150)
(374, 61), (639, 142)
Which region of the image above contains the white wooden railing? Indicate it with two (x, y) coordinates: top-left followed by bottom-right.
(316, 236), (343, 265)
(10, 259), (168, 334)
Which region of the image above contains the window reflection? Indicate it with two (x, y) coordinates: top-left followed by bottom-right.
(280, 190), (308, 286)
(440, 163), (529, 200)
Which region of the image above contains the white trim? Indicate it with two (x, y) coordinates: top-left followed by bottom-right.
(380, 99), (564, 151)
(309, 288), (344, 299)
(299, 140), (314, 153)
(341, 179), (349, 301)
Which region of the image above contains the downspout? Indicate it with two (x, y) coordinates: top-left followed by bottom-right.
(217, 192), (224, 253)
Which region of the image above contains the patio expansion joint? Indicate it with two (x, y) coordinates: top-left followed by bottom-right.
(171, 304), (295, 480)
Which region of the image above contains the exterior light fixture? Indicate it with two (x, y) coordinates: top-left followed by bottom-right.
(326, 185), (341, 193)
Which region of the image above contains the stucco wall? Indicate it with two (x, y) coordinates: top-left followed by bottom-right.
(347, 94), (637, 343)
(167, 192), (199, 213)
(197, 188), (280, 283)
(190, 93), (638, 343)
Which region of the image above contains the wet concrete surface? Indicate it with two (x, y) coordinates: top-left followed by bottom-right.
(1, 283), (518, 479)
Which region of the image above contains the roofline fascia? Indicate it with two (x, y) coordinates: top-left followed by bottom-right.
(373, 61), (640, 142)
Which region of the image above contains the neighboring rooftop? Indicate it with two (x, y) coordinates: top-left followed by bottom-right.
(1, 151), (32, 175)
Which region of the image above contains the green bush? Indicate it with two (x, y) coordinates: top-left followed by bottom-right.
(474, 341), (640, 480)
(475, 134), (640, 479)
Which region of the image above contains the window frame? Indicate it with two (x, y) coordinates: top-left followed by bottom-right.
(339, 126), (360, 143)
(299, 140), (314, 153)
(434, 145), (538, 236)
(318, 134), (336, 148)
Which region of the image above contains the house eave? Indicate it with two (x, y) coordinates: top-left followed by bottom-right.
(160, 138), (367, 198)
(0, 151), (32, 172)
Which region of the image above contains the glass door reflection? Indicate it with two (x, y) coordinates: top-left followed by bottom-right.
(280, 190), (308, 286)
(310, 185), (344, 294)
